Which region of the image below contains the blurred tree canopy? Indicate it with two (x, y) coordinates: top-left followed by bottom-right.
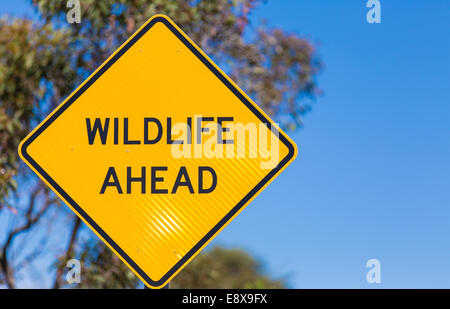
(67, 241), (284, 289)
(0, 0), (320, 288)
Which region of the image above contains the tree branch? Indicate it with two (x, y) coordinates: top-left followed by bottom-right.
(0, 185), (54, 288)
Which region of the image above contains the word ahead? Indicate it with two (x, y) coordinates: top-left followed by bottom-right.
(100, 166), (216, 194)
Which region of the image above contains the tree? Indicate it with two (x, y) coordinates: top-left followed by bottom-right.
(171, 246), (285, 289)
(63, 241), (284, 289)
(0, 0), (321, 288)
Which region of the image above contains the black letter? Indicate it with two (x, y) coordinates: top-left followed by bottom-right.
(217, 117), (234, 144)
(127, 166), (146, 194)
(197, 117), (214, 144)
(100, 167), (122, 194)
(144, 118), (162, 144)
(167, 117), (183, 144)
(124, 118), (141, 144)
(114, 118), (119, 145)
(172, 166), (194, 194)
(151, 166), (168, 194)
(198, 166), (217, 193)
(86, 118), (110, 145)
(186, 117), (192, 144)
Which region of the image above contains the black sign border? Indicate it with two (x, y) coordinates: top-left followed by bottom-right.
(20, 16), (296, 288)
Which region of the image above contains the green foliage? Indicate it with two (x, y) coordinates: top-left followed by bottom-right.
(1, 0), (321, 288)
(74, 239), (141, 289)
(171, 246), (285, 289)
(0, 18), (76, 205)
(67, 240), (284, 289)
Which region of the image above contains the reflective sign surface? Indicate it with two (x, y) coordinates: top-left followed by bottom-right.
(19, 15), (297, 288)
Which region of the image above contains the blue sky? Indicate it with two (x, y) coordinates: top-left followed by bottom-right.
(2, 0), (450, 288)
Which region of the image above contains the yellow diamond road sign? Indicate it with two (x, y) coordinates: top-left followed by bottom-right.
(19, 15), (297, 288)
